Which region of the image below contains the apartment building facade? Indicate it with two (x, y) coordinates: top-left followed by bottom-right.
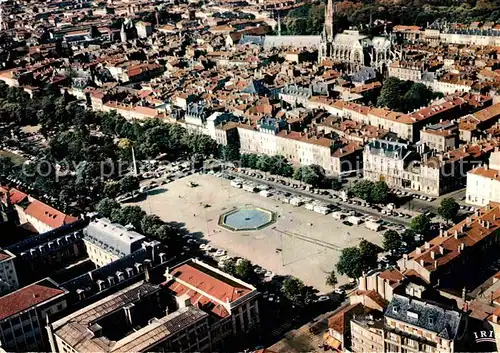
(420, 121), (458, 152)
(0, 250), (18, 295)
(5, 220), (87, 289)
(350, 312), (385, 353)
(164, 258), (261, 350)
(48, 281), (212, 353)
(388, 61), (425, 81)
(466, 151), (500, 206)
(398, 202), (500, 287)
(363, 139), (429, 191)
(83, 218), (146, 267)
(0, 278), (68, 352)
(384, 294), (466, 353)
(238, 118), (362, 175)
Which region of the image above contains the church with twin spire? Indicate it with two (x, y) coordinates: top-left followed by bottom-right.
(318, 0), (397, 72)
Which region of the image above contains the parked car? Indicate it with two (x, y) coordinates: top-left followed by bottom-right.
(315, 295), (330, 302)
(214, 249), (226, 257)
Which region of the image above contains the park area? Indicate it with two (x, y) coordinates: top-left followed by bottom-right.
(128, 174), (383, 292)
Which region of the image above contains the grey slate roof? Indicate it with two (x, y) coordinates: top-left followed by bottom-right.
(368, 139), (411, 159)
(60, 248), (150, 294)
(351, 67), (377, 83)
(6, 219), (87, 255)
(83, 218), (145, 258)
(238, 35), (321, 49)
(385, 294), (463, 339)
(241, 79), (270, 95)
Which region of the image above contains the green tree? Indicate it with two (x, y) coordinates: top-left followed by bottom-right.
(337, 247), (363, 279)
(377, 77), (441, 113)
(269, 155), (292, 176)
(293, 165), (324, 187)
(281, 277), (313, 307)
(359, 239), (381, 270)
(377, 77), (405, 110)
(256, 155), (272, 173)
(111, 205), (146, 230)
(438, 198), (459, 224)
(243, 154), (258, 169)
(402, 82), (435, 112)
(220, 144), (240, 162)
(383, 230), (402, 253)
(96, 198), (121, 218)
(234, 259), (254, 282)
(331, 179), (343, 191)
(240, 154), (250, 168)
(371, 181), (389, 204)
(402, 229), (417, 250)
(104, 182), (121, 198)
(221, 259), (237, 276)
(0, 156), (14, 178)
(326, 270), (338, 288)
(409, 214), (431, 236)
(119, 175), (140, 194)
(154, 224), (180, 245)
(350, 180), (375, 201)
(140, 214), (163, 236)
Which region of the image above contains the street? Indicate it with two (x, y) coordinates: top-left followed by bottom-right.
(228, 170), (412, 226)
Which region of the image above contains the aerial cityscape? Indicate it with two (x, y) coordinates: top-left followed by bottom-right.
(1, 0), (500, 351)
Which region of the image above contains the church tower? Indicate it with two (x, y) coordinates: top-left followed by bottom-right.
(120, 23), (127, 43)
(319, 0), (335, 62)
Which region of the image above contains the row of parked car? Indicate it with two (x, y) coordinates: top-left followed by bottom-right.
(393, 190), (436, 202)
(184, 233), (278, 282)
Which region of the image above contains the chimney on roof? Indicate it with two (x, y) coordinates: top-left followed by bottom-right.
(123, 303), (135, 327)
(434, 260), (438, 268)
(431, 251), (436, 259)
(420, 259), (425, 267)
(454, 229), (459, 239)
(416, 247), (422, 255)
(425, 242), (431, 249)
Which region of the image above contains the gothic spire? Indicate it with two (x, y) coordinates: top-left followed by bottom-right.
(325, 0), (335, 41)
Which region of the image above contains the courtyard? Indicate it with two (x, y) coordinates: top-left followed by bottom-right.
(128, 174), (383, 292)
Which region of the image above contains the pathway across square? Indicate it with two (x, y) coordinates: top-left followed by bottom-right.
(128, 174), (383, 293)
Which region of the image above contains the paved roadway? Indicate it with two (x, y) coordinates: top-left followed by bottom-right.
(227, 170), (411, 226)
(268, 299), (350, 353)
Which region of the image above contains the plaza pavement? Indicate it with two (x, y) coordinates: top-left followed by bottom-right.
(128, 173), (384, 293)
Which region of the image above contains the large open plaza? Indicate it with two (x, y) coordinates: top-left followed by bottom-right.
(129, 174), (383, 292)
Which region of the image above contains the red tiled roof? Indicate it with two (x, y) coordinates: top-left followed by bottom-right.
(406, 203), (500, 273)
(0, 251), (12, 262)
(0, 187), (28, 205)
(24, 200), (78, 229)
(167, 263), (251, 303)
(378, 268), (405, 284)
(328, 303), (362, 333)
(0, 282), (65, 320)
(166, 281), (230, 318)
